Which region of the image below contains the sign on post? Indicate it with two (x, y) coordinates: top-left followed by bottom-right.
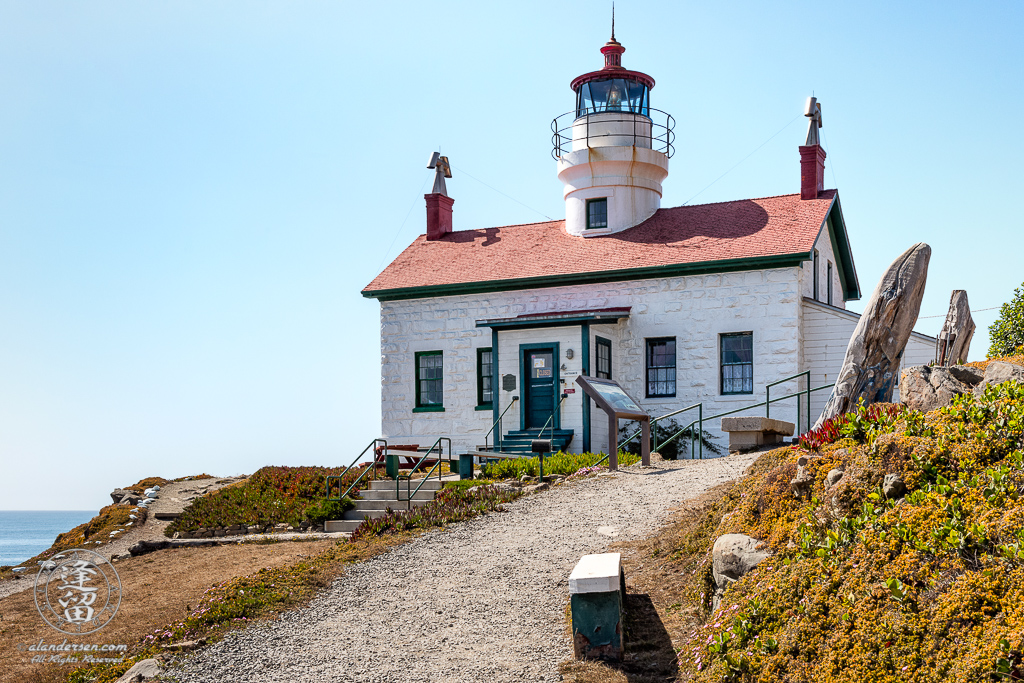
(575, 376), (650, 469)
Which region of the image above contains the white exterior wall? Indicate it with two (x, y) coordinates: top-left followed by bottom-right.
(799, 225), (845, 309)
(378, 266), (805, 456)
(801, 298), (938, 421)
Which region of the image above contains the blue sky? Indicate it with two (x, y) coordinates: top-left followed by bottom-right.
(1, 1), (1021, 510)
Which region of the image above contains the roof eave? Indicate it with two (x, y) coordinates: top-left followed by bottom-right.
(362, 253), (810, 302)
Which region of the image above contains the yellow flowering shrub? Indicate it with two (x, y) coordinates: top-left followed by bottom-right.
(678, 380), (1024, 682)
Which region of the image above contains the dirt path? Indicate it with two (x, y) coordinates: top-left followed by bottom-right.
(168, 454), (757, 683)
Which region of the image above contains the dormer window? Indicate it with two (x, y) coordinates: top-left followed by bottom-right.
(587, 198), (608, 229)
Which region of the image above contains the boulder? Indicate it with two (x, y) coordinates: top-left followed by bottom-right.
(949, 365), (984, 386)
(825, 468), (845, 488)
(883, 473), (906, 499)
(790, 456), (815, 499)
(114, 657), (162, 683)
(900, 365), (973, 412)
(109, 488), (133, 504)
(975, 361), (1024, 395)
(814, 243), (931, 429)
(712, 534), (771, 589)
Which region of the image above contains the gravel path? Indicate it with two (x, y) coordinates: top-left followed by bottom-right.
(168, 453), (757, 683)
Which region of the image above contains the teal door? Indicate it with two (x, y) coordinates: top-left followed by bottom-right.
(525, 349), (555, 429)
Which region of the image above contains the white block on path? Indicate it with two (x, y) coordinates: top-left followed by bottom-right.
(569, 553), (621, 595)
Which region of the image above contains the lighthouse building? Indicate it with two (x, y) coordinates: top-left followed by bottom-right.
(362, 33), (935, 455)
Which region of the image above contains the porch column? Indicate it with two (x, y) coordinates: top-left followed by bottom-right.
(581, 322), (591, 453)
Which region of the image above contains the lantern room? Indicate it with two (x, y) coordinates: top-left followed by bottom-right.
(553, 30), (673, 238)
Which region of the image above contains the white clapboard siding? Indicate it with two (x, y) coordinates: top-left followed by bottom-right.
(802, 298), (937, 426)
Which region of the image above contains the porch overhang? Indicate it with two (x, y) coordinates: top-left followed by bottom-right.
(475, 307), (631, 331)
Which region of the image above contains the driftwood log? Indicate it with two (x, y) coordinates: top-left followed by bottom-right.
(813, 243), (931, 429)
(936, 290), (975, 366)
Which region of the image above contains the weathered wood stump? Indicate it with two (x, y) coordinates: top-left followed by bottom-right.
(936, 290), (975, 366)
(813, 243), (931, 430)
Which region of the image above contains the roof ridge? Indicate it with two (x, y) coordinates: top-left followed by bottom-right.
(663, 188), (836, 210)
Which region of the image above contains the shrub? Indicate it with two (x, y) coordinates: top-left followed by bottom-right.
(304, 498), (355, 524)
(989, 282), (1024, 358)
(167, 465), (373, 534)
(799, 401), (905, 449)
(478, 451), (640, 479)
(673, 380), (1024, 682)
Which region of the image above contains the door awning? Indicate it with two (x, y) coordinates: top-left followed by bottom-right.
(475, 307), (630, 331)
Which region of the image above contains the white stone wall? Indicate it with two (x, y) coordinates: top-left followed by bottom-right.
(799, 223), (845, 308)
(802, 298), (938, 423)
(377, 265), (806, 456)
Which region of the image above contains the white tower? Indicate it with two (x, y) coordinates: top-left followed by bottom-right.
(552, 28), (673, 237)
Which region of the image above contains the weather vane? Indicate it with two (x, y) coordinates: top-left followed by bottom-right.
(427, 152), (452, 196)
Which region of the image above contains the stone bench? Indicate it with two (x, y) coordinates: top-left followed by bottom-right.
(569, 552), (626, 661)
(720, 416), (795, 452)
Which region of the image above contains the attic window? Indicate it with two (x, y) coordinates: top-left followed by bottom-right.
(587, 198), (608, 229)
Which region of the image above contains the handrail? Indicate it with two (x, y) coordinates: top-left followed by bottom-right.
(766, 371), (811, 434)
(326, 438), (387, 501)
(539, 393), (569, 443)
(397, 436), (451, 509)
(620, 402), (702, 455)
(484, 396), (519, 452)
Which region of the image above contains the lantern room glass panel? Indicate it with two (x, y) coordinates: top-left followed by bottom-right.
(576, 78), (650, 118)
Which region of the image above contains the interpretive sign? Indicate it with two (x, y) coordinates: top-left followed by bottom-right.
(575, 375), (650, 469)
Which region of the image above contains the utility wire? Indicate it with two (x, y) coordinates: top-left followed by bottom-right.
(452, 164), (554, 221)
(683, 113), (803, 206)
(919, 306), (1000, 320)
(373, 174), (431, 277)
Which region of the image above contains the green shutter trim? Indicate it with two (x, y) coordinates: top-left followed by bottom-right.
(581, 322), (590, 453)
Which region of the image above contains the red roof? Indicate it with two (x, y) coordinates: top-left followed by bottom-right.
(363, 191), (837, 297)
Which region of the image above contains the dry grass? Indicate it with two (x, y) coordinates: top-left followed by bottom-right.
(0, 534), (411, 683)
(964, 353), (1024, 371)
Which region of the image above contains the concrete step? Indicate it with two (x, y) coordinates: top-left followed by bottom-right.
(365, 478), (443, 491)
(325, 519), (363, 533)
(357, 489), (437, 501)
(352, 499), (431, 511)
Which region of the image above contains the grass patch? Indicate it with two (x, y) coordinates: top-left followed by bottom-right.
(480, 451), (640, 480)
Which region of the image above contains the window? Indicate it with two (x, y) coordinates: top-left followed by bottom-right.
(586, 198), (608, 229)
(415, 351), (443, 410)
(645, 337), (676, 397)
(596, 336), (612, 379)
(813, 249), (820, 301)
(721, 333), (753, 395)
(476, 347), (493, 408)
(827, 261), (833, 306)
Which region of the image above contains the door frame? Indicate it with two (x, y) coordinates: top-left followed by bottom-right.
(518, 342), (561, 431)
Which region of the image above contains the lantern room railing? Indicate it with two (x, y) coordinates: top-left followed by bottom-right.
(551, 108), (675, 160)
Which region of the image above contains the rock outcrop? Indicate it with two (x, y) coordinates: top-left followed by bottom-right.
(900, 365), (975, 412)
(711, 534), (771, 610)
(975, 361), (1024, 395)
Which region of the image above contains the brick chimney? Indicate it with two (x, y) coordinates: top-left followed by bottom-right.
(799, 145), (826, 200)
(425, 193), (454, 240)
(799, 96), (826, 200)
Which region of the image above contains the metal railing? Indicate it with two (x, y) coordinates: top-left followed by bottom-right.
(397, 436), (451, 510)
(617, 374), (840, 460)
(551, 108), (675, 159)
(326, 438), (387, 501)
(483, 396), (519, 452)
(767, 372), (812, 436)
(539, 393), (569, 443)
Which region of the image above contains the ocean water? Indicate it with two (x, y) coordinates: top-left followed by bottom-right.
(0, 511), (95, 566)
